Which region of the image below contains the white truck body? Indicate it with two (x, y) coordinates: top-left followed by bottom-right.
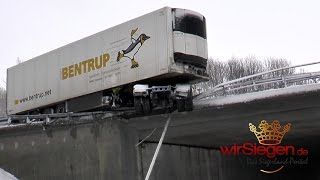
(7, 7), (207, 115)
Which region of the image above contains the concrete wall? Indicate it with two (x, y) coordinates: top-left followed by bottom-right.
(0, 118), (318, 180)
(0, 119), (139, 180)
(140, 143), (319, 180)
(139, 143), (220, 180)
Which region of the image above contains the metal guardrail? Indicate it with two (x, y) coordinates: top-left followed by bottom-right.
(0, 111), (116, 127)
(195, 61), (320, 101)
(0, 117), (7, 123)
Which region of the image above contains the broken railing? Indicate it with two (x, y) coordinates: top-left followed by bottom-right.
(0, 111), (118, 127)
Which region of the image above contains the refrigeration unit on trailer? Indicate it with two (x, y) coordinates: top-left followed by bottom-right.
(7, 7), (208, 115)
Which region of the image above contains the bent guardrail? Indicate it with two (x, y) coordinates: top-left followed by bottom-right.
(0, 111), (118, 127)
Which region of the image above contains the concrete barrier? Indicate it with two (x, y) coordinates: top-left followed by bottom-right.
(140, 143), (319, 180)
(0, 118), (139, 180)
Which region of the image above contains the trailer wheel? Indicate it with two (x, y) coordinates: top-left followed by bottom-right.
(142, 97), (151, 114)
(134, 97), (143, 115)
(185, 97), (193, 111)
(177, 99), (185, 112)
(55, 104), (66, 113)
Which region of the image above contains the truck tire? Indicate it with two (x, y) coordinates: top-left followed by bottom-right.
(142, 97), (152, 114)
(177, 99), (185, 112)
(55, 104), (66, 113)
(185, 97), (193, 111)
(134, 97), (143, 115)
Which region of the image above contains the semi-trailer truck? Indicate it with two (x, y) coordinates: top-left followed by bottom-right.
(7, 7), (208, 115)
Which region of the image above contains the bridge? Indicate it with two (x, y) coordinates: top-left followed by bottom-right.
(0, 62), (319, 179)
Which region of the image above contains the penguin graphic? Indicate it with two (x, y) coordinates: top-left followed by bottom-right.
(117, 28), (150, 68)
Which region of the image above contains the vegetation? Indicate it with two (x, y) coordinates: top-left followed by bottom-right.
(194, 56), (294, 94)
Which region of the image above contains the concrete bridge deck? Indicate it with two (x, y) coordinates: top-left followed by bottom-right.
(0, 84), (319, 179)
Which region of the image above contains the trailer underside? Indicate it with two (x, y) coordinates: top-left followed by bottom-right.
(16, 72), (208, 115)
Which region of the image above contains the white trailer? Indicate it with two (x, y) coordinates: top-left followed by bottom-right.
(7, 7), (208, 115)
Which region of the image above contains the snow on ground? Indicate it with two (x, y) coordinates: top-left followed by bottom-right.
(194, 83), (320, 108)
(0, 168), (19, 180)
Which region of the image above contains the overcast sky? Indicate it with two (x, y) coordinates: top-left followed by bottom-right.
(0, 0), (319, 88)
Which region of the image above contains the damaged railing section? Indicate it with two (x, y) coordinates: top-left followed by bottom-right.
(195, 61), (320, 101)
(0, 111), (118, 128)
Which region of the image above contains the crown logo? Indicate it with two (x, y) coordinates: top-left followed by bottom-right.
(249, 120), (291, 145)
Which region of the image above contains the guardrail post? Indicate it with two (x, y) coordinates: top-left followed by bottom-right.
(222, 86), (226, 95)
(7, 117), (11, 124)
(26, 116), (31, 124)
(253, 81), (257, 91)
(282, 75), (287, 87)
(46, 116), (50, 123)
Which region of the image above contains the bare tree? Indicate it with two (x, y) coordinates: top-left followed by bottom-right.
(226, 57), (245, 80)
(243, 56), (263, 76)
(195, 56), (294, 95)
(193, 58), (228, 94)
(263, 57), (294, 77)
(207, 58), (227, 87)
